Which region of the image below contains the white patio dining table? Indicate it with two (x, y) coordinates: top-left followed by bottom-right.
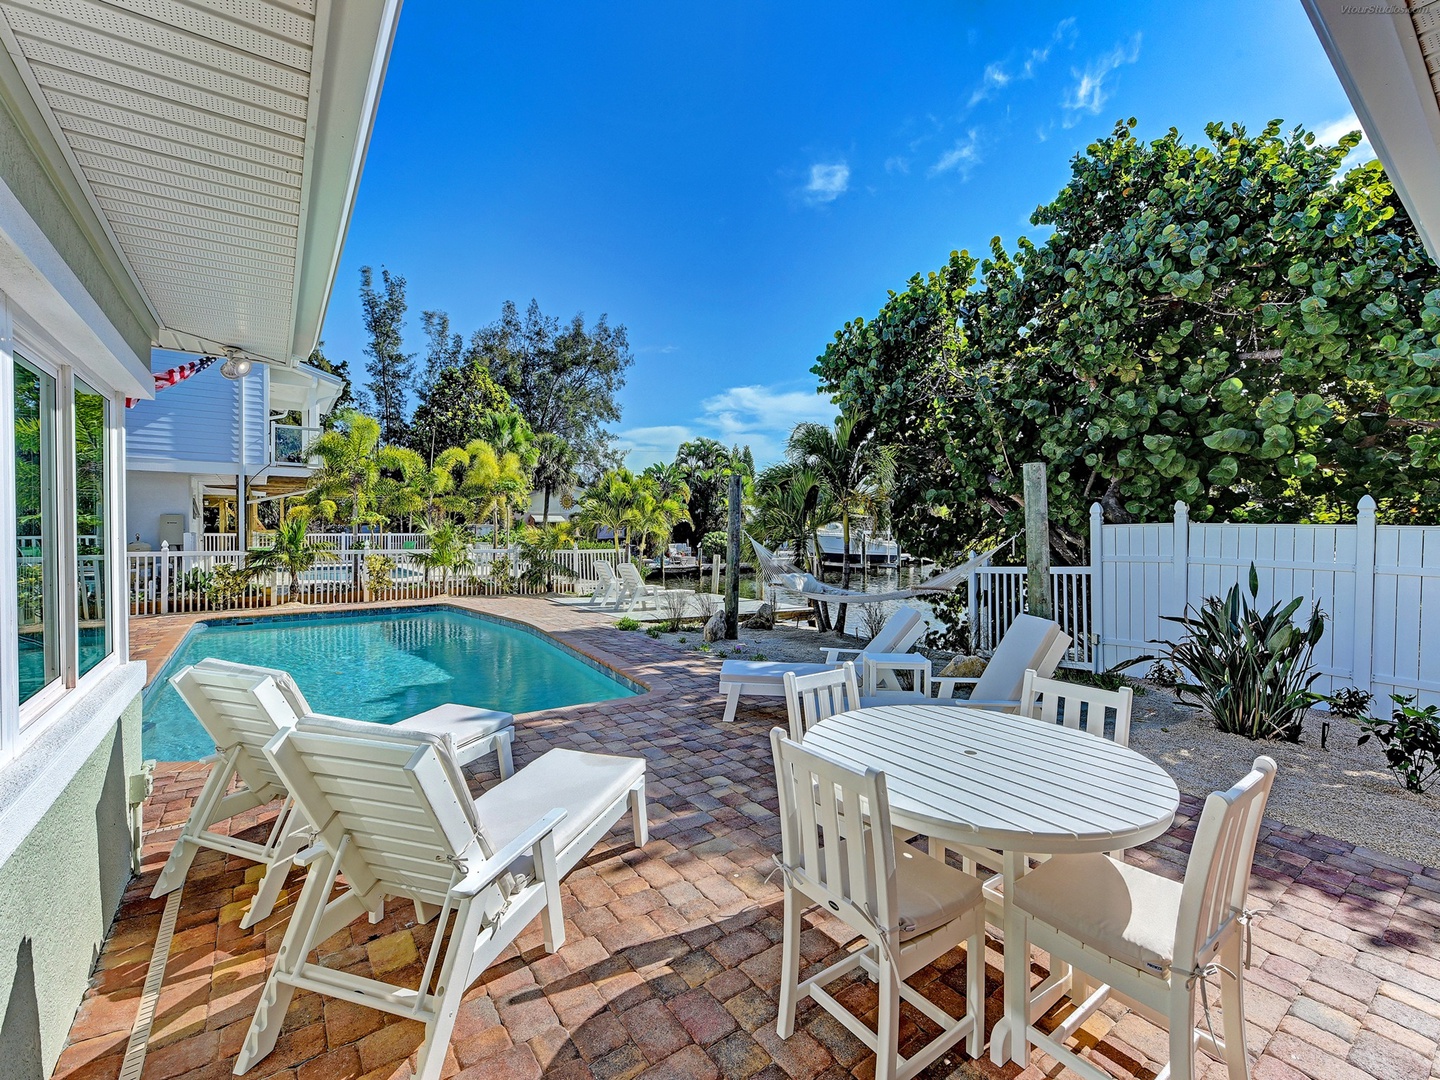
(802, 702), (1180, 1066)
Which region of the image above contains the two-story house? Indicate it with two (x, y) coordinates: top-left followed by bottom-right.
(124, 356), (344, 550)
(0, 2), (400, 1073)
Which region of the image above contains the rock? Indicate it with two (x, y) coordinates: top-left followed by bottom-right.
(702, 608), (727, 643)
(742, 603), (775, 631)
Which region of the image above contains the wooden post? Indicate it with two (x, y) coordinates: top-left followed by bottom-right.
(725, 472), (742, 639)
(1023, 462), (1052, 619)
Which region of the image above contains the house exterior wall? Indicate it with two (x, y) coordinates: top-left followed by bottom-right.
(0, 671), (142, 1080)
(127, 472), (194, 550)
(126, 365), (244, 470)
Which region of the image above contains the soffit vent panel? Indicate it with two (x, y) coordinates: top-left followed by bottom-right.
(0, 0), (317, 363)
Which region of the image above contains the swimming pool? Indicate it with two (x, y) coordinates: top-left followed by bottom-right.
(142, 606), (640, 760)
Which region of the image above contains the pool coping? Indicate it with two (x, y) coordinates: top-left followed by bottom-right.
(130, 596), (671, 761)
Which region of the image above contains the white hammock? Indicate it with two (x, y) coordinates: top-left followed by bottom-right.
(749, 537), (1001, 605)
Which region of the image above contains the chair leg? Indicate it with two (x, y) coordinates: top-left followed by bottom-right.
(152, 757), (235, 897)
(874, 958), (900, 1080)
(721, 684), (741, 723)
(495, 731), (515, 780)
(966, 929), (985, 1059)
(1219, 936), (1250, 1080)
(241, 808), (311, 929)
(415, 897), (488, 1080)
(1167, 981), (1197, 1080)
(776, 888), (803, 1039)
(629, 780), (649, 847)
(150, 837), (200, 898)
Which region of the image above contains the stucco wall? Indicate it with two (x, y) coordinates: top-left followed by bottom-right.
(0, 691), (141, 1080)
(0, 90), (152, 368)
(126, 471), (194, 550)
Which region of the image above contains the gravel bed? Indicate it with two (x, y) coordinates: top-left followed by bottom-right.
(627, 621), (1440, 868)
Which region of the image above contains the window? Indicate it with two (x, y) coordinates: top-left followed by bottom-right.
(14, 354), (58, 705)
(75, 379), (110, 677)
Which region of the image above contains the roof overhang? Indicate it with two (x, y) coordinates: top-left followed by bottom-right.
(0, 0), (401, 368)
(1303, 0), (1440, 261)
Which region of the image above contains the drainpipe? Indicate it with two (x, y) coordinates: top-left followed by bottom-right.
(236, 373), (247, 552)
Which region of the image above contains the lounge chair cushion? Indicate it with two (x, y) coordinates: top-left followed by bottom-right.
(474, 747), (643, 858)
(1011, 852), (1181, 975)
(296, 713), (495, 856)
(396, 704), (514, 749)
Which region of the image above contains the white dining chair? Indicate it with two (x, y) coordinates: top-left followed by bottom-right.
(770, 729), (986, 1080)
(782, 662), (861, 741)
(1010, 756), (1277, 1080)
(1019, 670), (1134, 746)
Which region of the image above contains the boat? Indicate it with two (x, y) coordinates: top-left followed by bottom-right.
(646, 543), (701, 572)
(811, 524), (900, 568)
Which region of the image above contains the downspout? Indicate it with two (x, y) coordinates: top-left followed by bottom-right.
(236, 372), (247, 552)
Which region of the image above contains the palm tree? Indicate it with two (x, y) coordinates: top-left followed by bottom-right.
(786, 409), (895, 634)
(449, 438), (529, 548)
(532, 433), (579, 525)
(245, 512), (337, 600)
(474, 410), (536, 540)
(576, 468), (638, 556)
(414, 519), (474, 591)
(626, 481), (691, 584)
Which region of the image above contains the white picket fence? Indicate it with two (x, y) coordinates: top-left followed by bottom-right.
(127, 543), (622, 616)
(969, 565), (1095, 669)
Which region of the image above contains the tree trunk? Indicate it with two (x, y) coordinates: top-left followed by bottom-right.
(724, 472), (742, 639)
(542, 486), (552, 527)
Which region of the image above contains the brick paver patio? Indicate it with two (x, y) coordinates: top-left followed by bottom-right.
(52, 598), (1440, 1080)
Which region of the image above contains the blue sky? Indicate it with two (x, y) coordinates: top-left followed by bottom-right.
(320, 1), (1369, 469)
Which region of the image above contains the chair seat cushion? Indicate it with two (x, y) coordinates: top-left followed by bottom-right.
(475, 747), (643, 859)
(1011, 853), (1181, 975)
(893, 845), (985, 940)
(396, 704), (514, 747)
(719, 660), (835, 683)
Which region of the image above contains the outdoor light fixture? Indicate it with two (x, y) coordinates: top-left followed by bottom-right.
(219, 349), (252, 380)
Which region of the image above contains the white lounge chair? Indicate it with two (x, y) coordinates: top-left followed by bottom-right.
(590, 560), (621, 606)
(235, 703), (647, 1080)
(822, 604), (927, 691)
(151, 659), (516, 929)
(863, 613), (1069, 711)
(616, 561), (662, 611)
(771, 729), (985, 1079)
(718, 606), (929, 722)
(1011, 757), (1277, 1080)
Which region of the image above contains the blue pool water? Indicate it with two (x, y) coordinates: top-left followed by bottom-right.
(143, 607), (639, 760)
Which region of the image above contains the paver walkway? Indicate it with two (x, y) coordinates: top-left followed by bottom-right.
(54, 598), (1440, 1080)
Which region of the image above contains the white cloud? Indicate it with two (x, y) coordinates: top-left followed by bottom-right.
(929, 129), (981, 178)
(968, 62), (1011, 107)
(615, 384), (838, 469)
(884, 155), (910, 175)
(1062, 34), (1142, 125)
(1314, 114), (1376, 166)
(803, 162), (850, 204)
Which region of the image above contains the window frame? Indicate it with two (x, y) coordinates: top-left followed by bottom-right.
(1, 299), (127, 765)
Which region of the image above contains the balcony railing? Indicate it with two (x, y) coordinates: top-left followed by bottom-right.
(270, 423), (321, 465)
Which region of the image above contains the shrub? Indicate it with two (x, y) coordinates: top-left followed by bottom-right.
(615, 616), (642, 631)
(1328, 686), (1373, 720)
(658, 588), (692, 632)
(1149, 565), (1325, 742)
(645, 627), (661, 639)
(1147, 661), (1181, 690)
(1357, 695), (1440, 793)
(365, 554), (396, 590)
(206, 564), (253, 609)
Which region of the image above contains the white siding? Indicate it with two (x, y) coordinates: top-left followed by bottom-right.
(125, 364), (241, 467)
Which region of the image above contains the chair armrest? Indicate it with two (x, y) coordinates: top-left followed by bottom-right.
(931, 676), (979, 693)
(824, 648), (863, 664)
(454, 808), (568, 897)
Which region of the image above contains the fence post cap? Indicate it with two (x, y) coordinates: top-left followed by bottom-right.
(1089, 502), (1103, 516)
(1357, 495), (1377, 514)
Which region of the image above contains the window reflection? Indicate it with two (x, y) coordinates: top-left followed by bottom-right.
(76, 379), (109, 677)
(15, 355), (58, 704)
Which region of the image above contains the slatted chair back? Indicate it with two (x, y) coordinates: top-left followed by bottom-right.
(1019, 670), (1134, 746)
(266, 712), (499, 912)
(783, 663), (861, 741)
(593, 561), (618, 596)
(617, 562), (648, 591)
(170, 659), (314, 804)
(1173, 756), (1277, 975)
(970, 615), (1069, 705)
(867, 605), (926, 654)
(770, 728), (898, 946)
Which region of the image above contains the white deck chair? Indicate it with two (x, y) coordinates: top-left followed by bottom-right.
(865, 614), (1069, 710)
(590, 561), (621, 606)
(822, 605), (927, 691)
(1011, 757), (1277, 1080)
(771, 730), (985, 1080)
(236, 705), (647, 1080)
(151, 659), (516, 929)
(616, 561), (661, 611)
(782, 662), (861, 741)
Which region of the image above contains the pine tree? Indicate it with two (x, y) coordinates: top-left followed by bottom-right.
(419, 310), (463, 395)
(358, 266), (415, 444)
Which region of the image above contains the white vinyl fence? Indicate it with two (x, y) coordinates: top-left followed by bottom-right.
(127, 541), (621, 617)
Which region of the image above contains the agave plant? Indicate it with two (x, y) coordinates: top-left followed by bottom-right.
(1151, 564), (1325, 742)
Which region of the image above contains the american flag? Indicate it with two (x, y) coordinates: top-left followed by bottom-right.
(126, 355), (219, 408)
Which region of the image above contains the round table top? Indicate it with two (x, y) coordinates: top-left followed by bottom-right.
(803, 703), (1180, 856)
